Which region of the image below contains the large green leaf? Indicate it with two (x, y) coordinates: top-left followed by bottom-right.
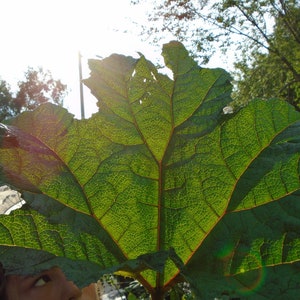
(1, 41), (300, 299)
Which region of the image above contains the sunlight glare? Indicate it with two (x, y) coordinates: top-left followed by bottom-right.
(1, 0), (148, 118)
(3, 0), (136, 64)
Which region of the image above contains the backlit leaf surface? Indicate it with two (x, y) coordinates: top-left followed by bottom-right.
(1, 41), (300, 299)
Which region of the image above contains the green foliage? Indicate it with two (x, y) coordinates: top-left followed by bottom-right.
(1, 41), (300, 299)
(132, 0), (300, 110)
(132, 0), (299, 61)
(233, 4), (300, 108)
(0, 67), (67, 122)
(0, 80), (16, 121)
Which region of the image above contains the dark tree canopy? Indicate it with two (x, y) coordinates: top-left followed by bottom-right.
(0, 80), (15, 121)
(0, 67), (67, 122)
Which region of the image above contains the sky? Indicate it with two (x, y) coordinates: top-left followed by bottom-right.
(0, 0), (232, 118)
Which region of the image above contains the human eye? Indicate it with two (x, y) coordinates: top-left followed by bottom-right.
(33, 274), (51, 287)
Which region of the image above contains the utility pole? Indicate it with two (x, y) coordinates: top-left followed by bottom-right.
(78, 51), (85, 119)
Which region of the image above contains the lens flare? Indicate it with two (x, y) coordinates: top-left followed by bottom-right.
(217, 244), (266, 296)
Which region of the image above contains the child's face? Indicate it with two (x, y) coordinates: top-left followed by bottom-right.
(5, 267), (97, 300)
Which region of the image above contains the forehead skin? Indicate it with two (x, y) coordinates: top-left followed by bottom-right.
(4, 267), (97, 300)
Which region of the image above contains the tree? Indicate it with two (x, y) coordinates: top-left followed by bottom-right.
(233, 4), (300, 108)
(0, 67), (67, 121)
(0, 80), (16, 121)
(131, 0), (300, 107)
(1, 42), (300, 299)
